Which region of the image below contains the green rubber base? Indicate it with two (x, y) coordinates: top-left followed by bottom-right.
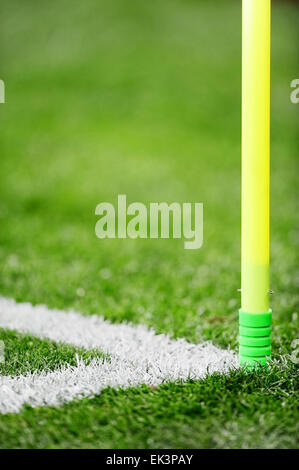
(239, 309), (272, 368)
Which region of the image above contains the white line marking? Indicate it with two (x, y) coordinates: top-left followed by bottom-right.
(0, 297), (238, 414)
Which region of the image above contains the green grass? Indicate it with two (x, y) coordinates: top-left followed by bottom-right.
(0, 329), (106, 376)
(0, 363), (298, 449)
(0, 0), (298, 449)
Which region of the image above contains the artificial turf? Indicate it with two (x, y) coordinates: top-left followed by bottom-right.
(0, 0), (298, 449)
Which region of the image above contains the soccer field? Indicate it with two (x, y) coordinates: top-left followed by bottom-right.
(0, 0), (298, 449)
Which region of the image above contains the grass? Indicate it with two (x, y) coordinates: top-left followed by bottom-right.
(0, 0), (298, 449)
(0, 363), (297, 449)
(0, 329), (106, 376)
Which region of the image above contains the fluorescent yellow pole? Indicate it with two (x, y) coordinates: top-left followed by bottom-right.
(239, 0), (272, 366)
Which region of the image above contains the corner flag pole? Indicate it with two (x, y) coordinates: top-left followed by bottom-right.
(239, 0), (272, 367)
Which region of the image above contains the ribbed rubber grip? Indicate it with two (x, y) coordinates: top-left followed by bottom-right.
(239, 310), (272, 367)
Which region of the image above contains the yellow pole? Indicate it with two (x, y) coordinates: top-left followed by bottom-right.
(239, 0), (272, 367)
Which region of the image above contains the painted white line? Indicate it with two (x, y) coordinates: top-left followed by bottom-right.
(0, 297), (238, 414)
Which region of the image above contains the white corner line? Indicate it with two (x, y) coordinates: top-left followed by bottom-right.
(0, 297), (238, 414)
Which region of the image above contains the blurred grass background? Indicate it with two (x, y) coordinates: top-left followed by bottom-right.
(0, 0), (298, 349)
(0, 0), (298, 352)
(0, 0), (298, 449)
